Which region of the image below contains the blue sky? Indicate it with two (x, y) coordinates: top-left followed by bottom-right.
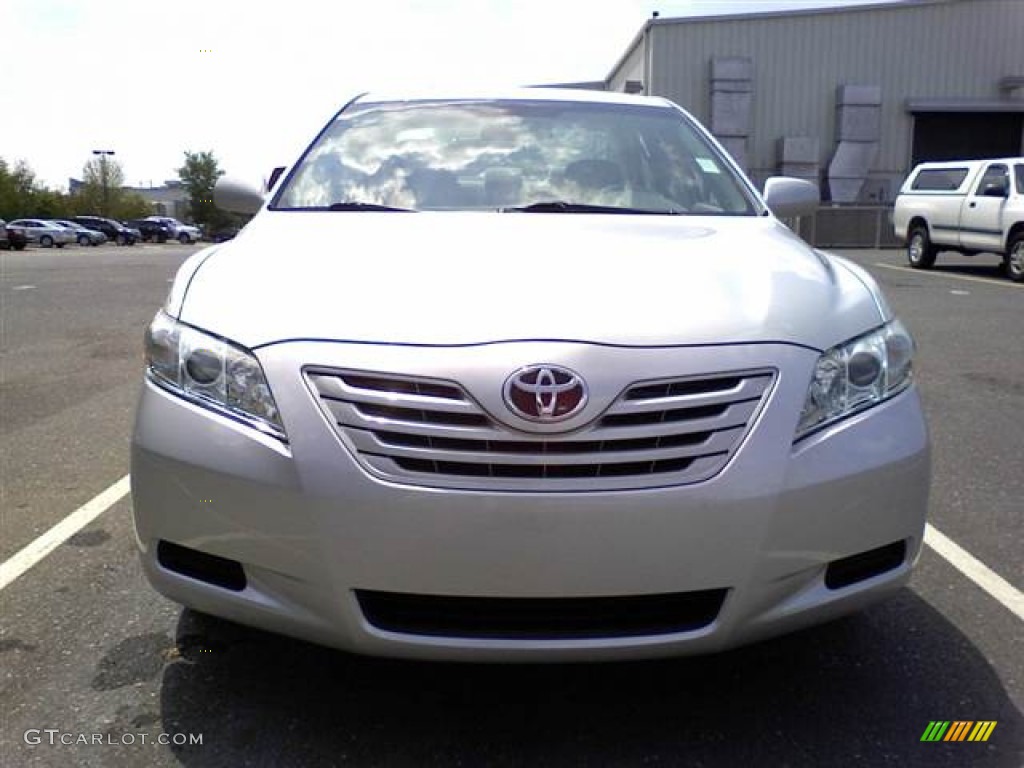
(1, 0), (904, 189)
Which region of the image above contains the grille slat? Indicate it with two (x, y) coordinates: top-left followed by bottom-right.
(326, 400), (508, 440)
(348, 427), (736, 466)
(308, 369), (774, 491)
(313, 373), (477, 413)
(590, 400), (761, 440)
(625, 376), (744, 400)
(608, 375), (769, 413)
(362, 453), (731, 491)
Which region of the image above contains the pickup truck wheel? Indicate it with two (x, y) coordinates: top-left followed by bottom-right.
(907, 226), (937, 269)
(1007, 235), (1024, 283)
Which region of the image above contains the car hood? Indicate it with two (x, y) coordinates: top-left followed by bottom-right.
(177, 212), (884, 350)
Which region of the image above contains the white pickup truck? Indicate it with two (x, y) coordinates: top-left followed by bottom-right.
(893, 158), (1023, 282)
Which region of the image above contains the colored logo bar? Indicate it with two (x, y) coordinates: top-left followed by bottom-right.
(921, 721), (997, 742)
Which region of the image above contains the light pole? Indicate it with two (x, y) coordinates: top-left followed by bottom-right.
(92, 150), (115, 216)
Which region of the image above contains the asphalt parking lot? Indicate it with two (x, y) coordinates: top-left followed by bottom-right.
(1, 241), (1021, 767)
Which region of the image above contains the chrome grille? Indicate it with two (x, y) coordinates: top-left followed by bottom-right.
(308, 369), (775, 491)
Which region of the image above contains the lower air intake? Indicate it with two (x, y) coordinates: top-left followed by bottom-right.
(356, 588), (728, 639)
(157, 540), (247, 592)
(824, 540), (906, 590)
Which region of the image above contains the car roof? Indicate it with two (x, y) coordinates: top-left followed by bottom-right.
(912, 157), (1024, 171)
(353, 87), (677, 110)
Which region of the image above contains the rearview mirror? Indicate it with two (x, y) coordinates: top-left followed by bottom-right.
(215, 177), (264, 215)
(763, 177), (819, 218)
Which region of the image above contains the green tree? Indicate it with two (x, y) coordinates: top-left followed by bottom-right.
(0, 158), (21, 219)
(177, 150), (226, 230)
(81, 155), (125, 217)
(32, 188), (72, 218)
(0, 159), (38, 219)
(114, 192), (155, 220)
(0, 158), (73, 220)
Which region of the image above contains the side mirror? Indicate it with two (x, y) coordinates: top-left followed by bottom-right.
(215, 176), (264, 215)
(763, 177), (819, 218)
(981, 180), (1008, 198)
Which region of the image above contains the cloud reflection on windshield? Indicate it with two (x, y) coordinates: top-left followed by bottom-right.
(277, 100), (753, 214)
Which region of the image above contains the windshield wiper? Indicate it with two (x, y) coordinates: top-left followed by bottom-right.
(500, 201), (684, 215)
(326, 201), (416, 212)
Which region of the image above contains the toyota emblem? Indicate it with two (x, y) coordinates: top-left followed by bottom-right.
(503, 365), (588, 423)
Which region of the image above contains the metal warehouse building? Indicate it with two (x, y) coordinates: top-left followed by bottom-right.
(604, 0), (1023, 204)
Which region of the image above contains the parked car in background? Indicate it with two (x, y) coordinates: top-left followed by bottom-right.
(125, 218), (172, 243)
(71, 216), (139, 245)
(134, 89), (930, 662)
(51, 219), (108, 246)
(893, 157), (1024, 282)
(7, 219), (76, 248)
(1, 219), (29, 250)
(144, 216), (202, 244)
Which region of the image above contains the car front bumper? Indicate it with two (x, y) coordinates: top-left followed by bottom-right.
(131, 340), (930, 661)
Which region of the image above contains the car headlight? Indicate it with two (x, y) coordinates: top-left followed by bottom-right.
(145, 311), (286, 440)
(795, 319), (914, 440)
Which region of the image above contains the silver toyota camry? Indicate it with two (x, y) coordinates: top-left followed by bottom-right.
(131, 89), (930, 661)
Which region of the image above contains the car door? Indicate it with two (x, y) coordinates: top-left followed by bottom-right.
(24, 220), (43, 240)
(959, 163), (1009, 252)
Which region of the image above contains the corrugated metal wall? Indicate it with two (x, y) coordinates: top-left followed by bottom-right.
(635, 0), (1023, 188)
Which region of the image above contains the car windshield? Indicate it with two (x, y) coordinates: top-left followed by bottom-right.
(273, 99), (757, 215)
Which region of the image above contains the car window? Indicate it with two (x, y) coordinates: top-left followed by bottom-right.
(973, 164), (1008, 196)
(910, 167), (969, 191)
(1015, 164), (1024, 194)
(274, 99), (756, 215)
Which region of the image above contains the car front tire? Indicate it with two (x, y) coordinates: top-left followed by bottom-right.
(40, 235), (54, 248)
(907, 225), (937, 269)
(1007, 233), (1024, 283)
(78, 235), (90, 246)
(178, 233), (190, 244)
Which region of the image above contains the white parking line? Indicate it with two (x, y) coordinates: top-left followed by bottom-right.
(924, 523), (1024, 621)
(1, 477), (1021, 625)
(0, 476), (130, 591)
(874, 262), (1021, 288)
